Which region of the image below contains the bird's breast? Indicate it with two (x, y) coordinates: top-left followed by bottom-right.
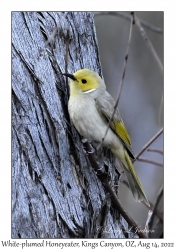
(68, 95), (120, 148)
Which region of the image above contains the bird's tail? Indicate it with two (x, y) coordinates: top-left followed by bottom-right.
(121, 149), (150, 206)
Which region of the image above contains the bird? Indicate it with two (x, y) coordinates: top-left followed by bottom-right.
(63, 68), (149, 206)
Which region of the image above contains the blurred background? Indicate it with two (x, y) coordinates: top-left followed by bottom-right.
(94, 12), (163, 228)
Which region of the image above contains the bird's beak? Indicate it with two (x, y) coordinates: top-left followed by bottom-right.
(62, 73), (77, 81)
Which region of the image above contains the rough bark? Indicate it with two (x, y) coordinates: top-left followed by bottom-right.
(12, 11), (136, 239)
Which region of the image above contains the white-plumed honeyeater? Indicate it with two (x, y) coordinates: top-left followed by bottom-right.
(63, 69), (149, 206)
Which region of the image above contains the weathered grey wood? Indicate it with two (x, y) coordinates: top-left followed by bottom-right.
(12, 11), (136, 238)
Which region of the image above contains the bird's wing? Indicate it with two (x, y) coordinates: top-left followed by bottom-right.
(95, 91), (135, 159)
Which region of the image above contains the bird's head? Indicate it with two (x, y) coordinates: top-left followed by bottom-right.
(63, 69), (106, 97)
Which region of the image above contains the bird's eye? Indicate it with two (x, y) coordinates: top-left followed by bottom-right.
(81, 79), (87, 84)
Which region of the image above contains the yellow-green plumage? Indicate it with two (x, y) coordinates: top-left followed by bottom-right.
(123, 150), (149, 205)
(114, 121), (131, 146)
(64, 69), (149, 206)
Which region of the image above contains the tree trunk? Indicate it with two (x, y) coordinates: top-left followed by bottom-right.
(12, 11), (136, 239)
